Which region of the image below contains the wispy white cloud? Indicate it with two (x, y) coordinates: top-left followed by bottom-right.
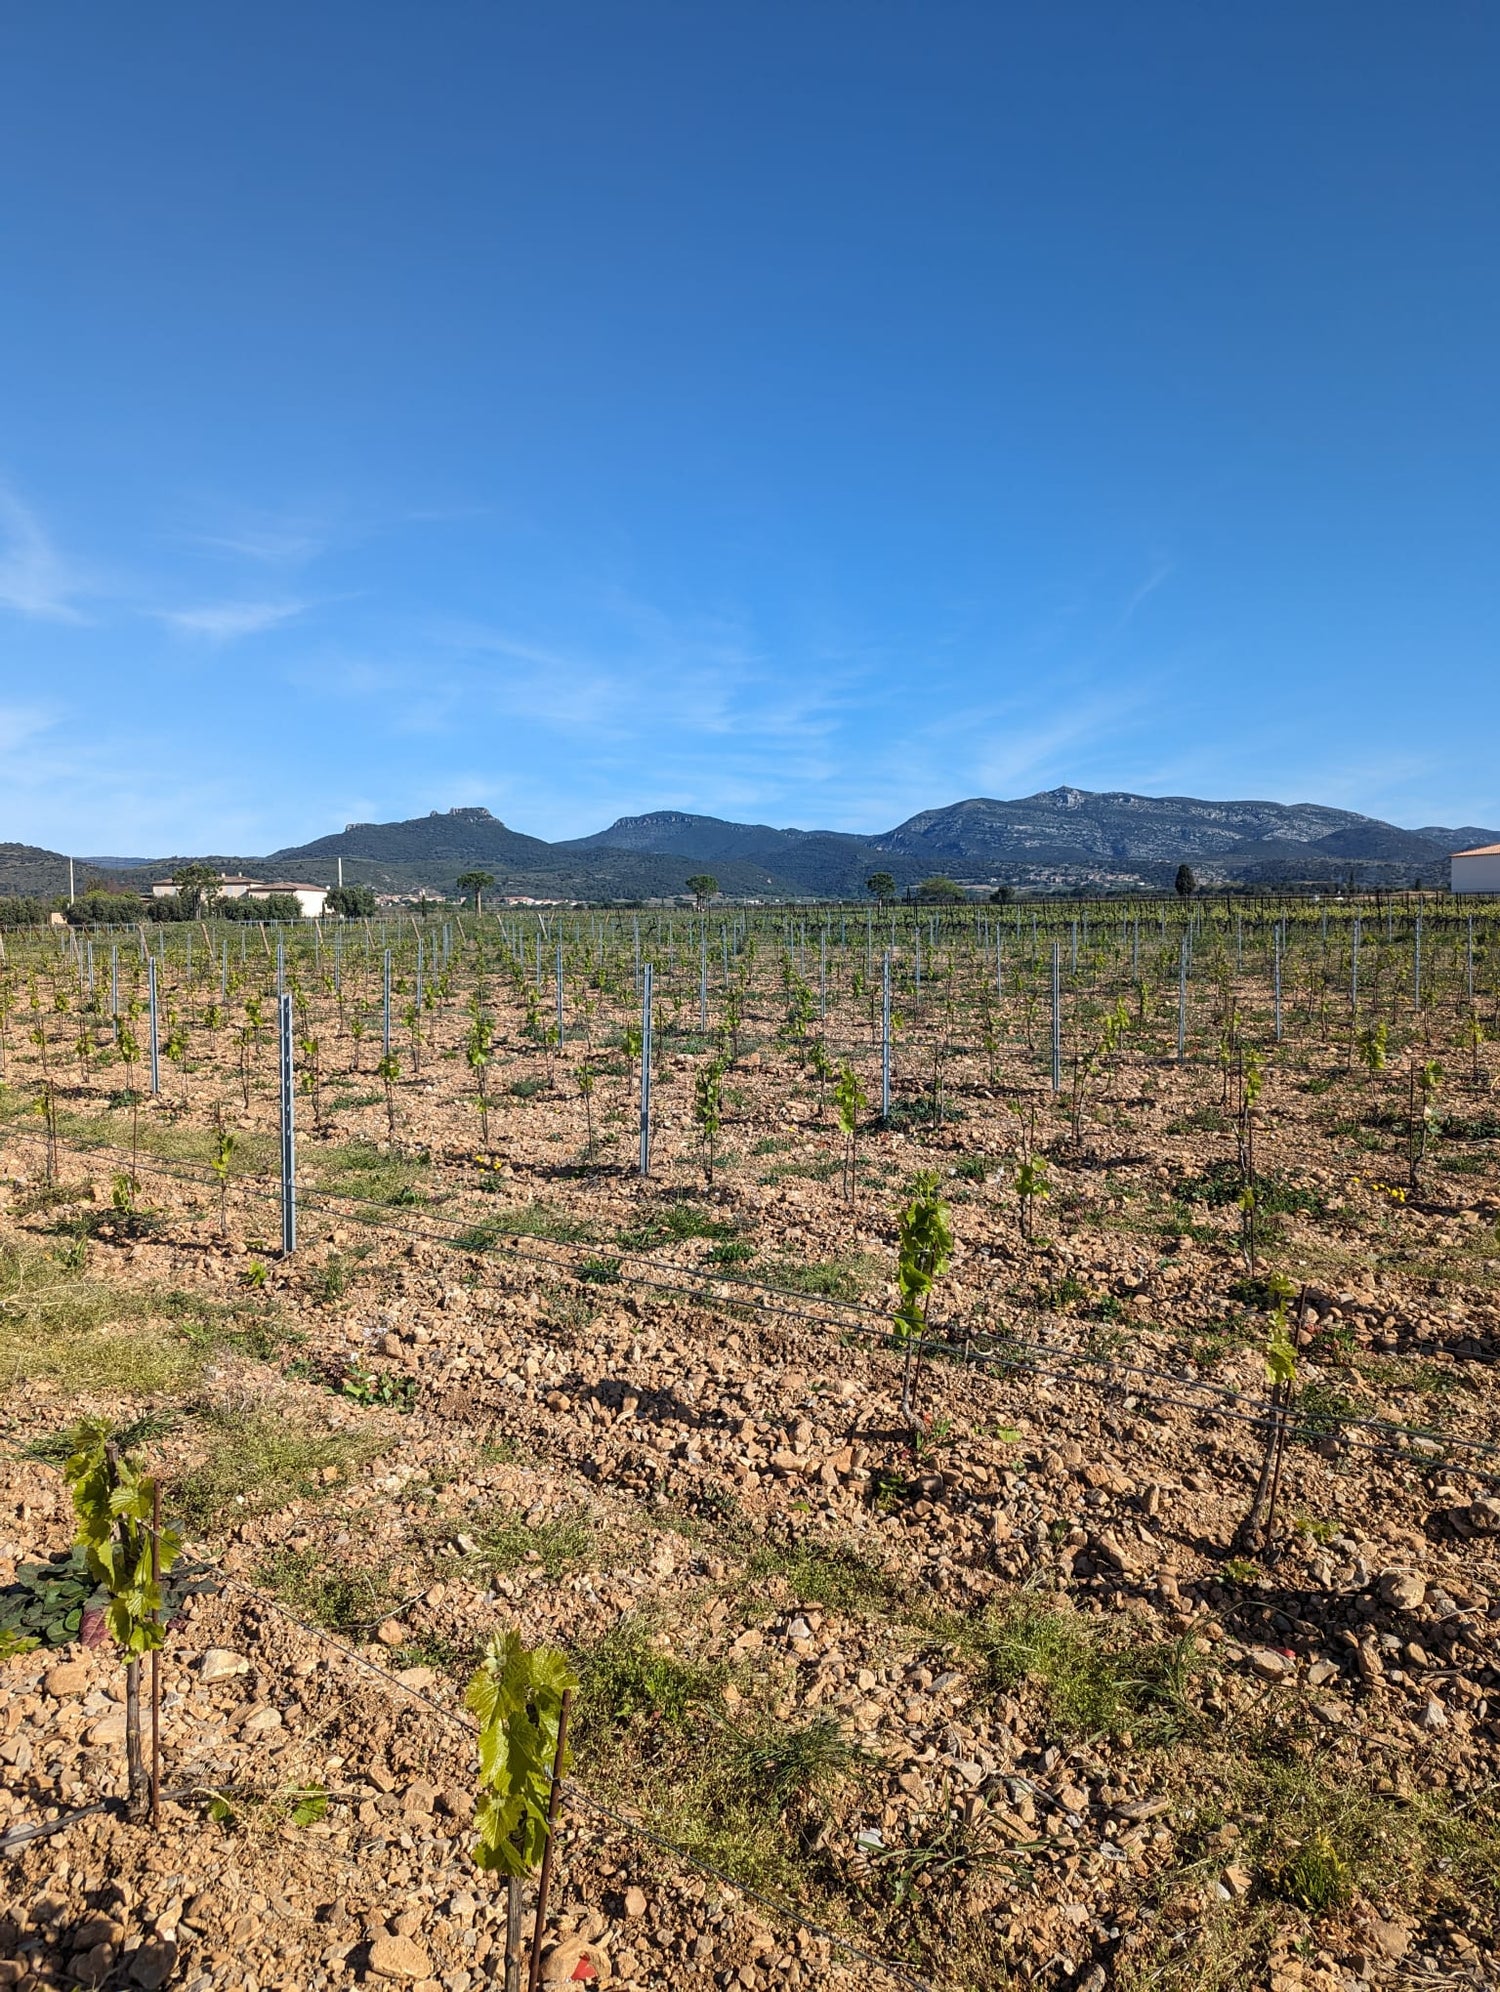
(158, 600), (309, 641)
(192, 527), (329, 566)
(0, 488), (90, 621)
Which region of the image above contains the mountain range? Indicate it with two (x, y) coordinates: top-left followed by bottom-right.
(4, 790), (1495, 902)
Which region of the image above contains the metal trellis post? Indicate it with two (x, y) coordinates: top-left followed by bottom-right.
(638, 963), (653, 1177)
(279, 992), (296, 1256)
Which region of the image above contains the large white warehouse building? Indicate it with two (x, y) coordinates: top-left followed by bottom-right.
(1451, 844), (1500, 894)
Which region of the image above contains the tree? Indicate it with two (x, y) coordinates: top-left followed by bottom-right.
(916, 875), (965, 904)
(865, 871), (896, 904)
(326, 883), (376, 918)
(457, 870), (496, 913)
(990, 885), (1014, 905)
(685, 873), (719, 907)
(172, 863), (221, 918)
(1175, 864), (1197, 898)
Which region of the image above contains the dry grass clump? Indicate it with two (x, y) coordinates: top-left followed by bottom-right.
(573, 1612), (866, 1902)
(173, 1399), (385, 1533)
(1118, 1743), (1500, 1991)
(0, 1234), (196, 1397)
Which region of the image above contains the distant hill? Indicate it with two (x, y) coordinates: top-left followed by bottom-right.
(7, 793), (1498, 903)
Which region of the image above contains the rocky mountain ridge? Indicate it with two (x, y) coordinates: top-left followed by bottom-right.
(4, 790), (1495, 901)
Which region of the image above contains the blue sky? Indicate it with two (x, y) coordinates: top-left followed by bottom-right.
(1, 1), (1497, 856)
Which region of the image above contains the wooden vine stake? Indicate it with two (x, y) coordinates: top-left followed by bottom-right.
(466, 1633), (580, 1992)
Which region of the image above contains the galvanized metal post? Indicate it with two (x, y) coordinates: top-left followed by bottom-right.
(147, 958), (160, 1095)
(881, 950), (892, 1119)
(1274, 923), (1283, 1042)
(1177, 933), (1188, 1060)
(638, 963), (653, 1177)
(555, 945), (564, 1046)
(279, 992), (296, 1256)
(383, 949), (392, 1055)
(699, 927), (708, 1030)
(1051, 942), (1062, 1092)
(1351, 916), (1360, 1011)
(111, 945), (119, 1019)
(1414, 914), (1422, 1011)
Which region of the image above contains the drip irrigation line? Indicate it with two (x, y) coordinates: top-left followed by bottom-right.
(10, 1126), (1500, 1470)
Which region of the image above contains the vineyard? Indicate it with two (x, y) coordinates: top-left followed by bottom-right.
(3, 896), (1499, 1992)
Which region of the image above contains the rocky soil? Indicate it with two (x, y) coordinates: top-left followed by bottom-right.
(2, 941), (1499, 1991)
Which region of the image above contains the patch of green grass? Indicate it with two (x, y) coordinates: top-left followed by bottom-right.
(578, 1254), (622, 1284)
(251, 1544), (397, 1636)
(757, 1156), (841, 1185)
(1035, 1270), (1090, 1310)
(55, 1107), (279, 1176)
(508, 1074), (550, 1099)
(573, 1613), (862, 1906)
(1291, 1381), (1366, 1445)
(707, 1239), (755, 1267)
(315, 1140), (430, 1207)
(977, 1594), (1198, 1740)
(1177, 1744), (1500, 1931)
(746, 1537), (901, 1614)
(174, 1408), (382, 1533)
(455, 1202), (594, 1250)
(730, 1715), (867, 1811)
(617, 1202), (740, 1250)
(1185, 1160), (1324, 1215)
(326, 1088), (384, 1111)
(750, 1137), (792, 1157)
(469, 1506), (596, 1579)
(163, 1290), (299, 1363)
(577, 1615), (727, 1731)
(758, 1253), (880, 1301)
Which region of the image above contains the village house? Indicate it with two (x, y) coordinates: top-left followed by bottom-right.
(1451, 844), (1500, 894)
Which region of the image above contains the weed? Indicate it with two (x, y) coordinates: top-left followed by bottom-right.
(577, 1615), (725, 1732)
(252, 1544), (397, 1635)
(759, 1253), (879, 1301)
(746, 1537), (901, 1614)
(977, 1593), (1198, 1740)
(470, 1506), (596, 1579)
(317, 1140), (430, 1207)
(0, 1235), (196, 1395)
(578, 1255), (622, 1284)
(617, 1202), (739, 1250)
(730, 1715), (866, 1811)
(340, 1362), (418, 1411)
(1291, 1381), (1365, 1445)
(707, 1239), (755, 1267)
(174, 1408), (380, 1532)
(457, 1203), (594, 1250)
